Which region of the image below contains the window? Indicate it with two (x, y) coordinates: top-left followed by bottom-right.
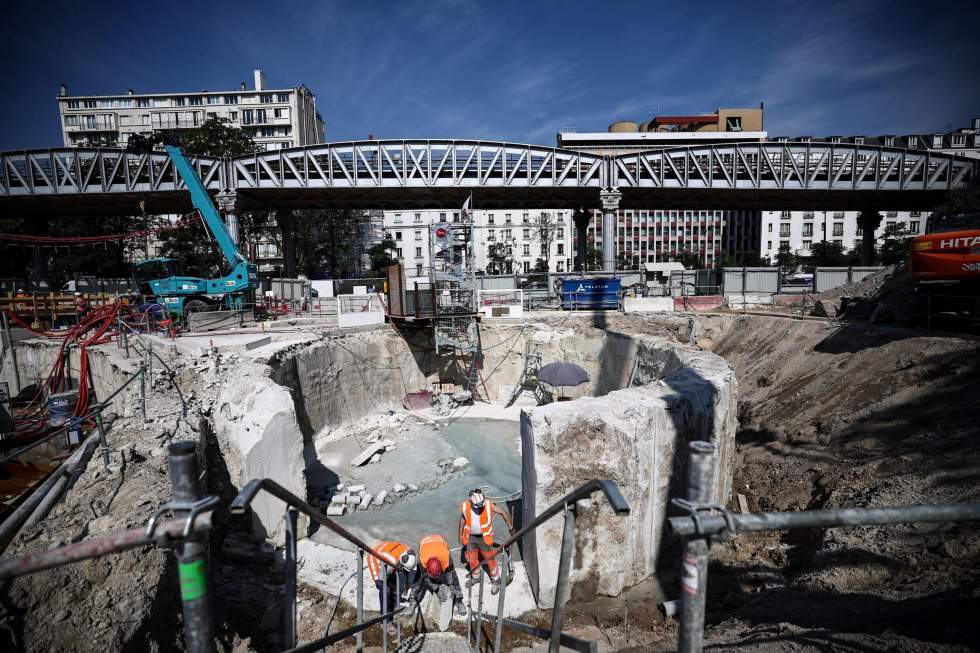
(414, 213), (422, 223)
(207, 96), (220, 105)
(505, 213), (512, 224)
(557, 244), (564, 255)
(767, 223), (773, 232)
(725, 116), (742, 131)
(854, 136), (865, 145)
(802, 224), (813, 237)
(833, 211), (845, 218)
(173, 97), (185, 107)
(503, 229), (512, 239)
(557, 228), (564, 240)
(64, 115), (79, 126)
(523, 229), (530, 239)
(487, 230), (495, 241)
(83, 100), (97, 108)
(415, 247), (422, 257)
(416, 264), (423, 276)
(884, 136), (895, 147)
(933, 135), (943, 148)
(241, 109), (254, 125)
(802, 240), (811, 249)
(395, 231), (402, 240)
(189, 97), (203, 106)
(886, 211), (897, 217)
(439, 212), (447, 220)
(522, 244), (530, 256)
(228, 111), (237, 121)
(66, 100), (79, 109)
(833, 240), (843, 248)
(487, 214), (495, 224)
(952, 134), (966, 147)
(392, 213), (402, 223)
(260, 94), (273, 103)
(766, 240), (772, 250)
(910, 210), (922, 217)
(523, 212), (529, 223)
(803, 211), (814, 219)
(830, 136), (842, 144)
(910, 221), (919, 233)
(780, 211), (791, 218)
(907, 136), (918, 148)
(779, 224), (791, 237)
(274, 108), (286, 119)
(780, 240), (790, 249)
(832, 223), (844, 236)
(276, 93), (289, 103)
(99, 99), (113, 108)
(414, 230), (421, 241)
(255, 109), (267, 123)
(395, 248), (402, 258)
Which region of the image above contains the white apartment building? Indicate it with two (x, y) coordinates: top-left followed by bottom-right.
(760, 210), (927, 259)
(57, 70), (324, 150)
(383, 209), (575, 277)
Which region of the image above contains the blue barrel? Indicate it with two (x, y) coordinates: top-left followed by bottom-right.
(561, 278), (621, 309)
(47, 390), (78, 427)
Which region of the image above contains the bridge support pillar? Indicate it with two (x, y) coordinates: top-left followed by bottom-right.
(573, 208), (591, 273)
(216, 191), (242, 247)
(599, 188), (622, 273)
(857, 210), (882, 266)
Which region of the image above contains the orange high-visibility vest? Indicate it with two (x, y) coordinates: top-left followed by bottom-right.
(459, 499), (495, 546)
(367, 541), (408, 582)
(419, 534), (451, 571)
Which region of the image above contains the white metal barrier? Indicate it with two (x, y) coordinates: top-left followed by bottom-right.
(478, 289), (524, 319)
(337, 293), (386, 328)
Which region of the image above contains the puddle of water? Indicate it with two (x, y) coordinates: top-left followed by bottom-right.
(314, 418), (521, 548)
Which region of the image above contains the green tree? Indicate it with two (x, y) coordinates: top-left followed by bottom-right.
(366, 235), (397, 277)
(174, 116), (259, 158)
(775, 244), (798, 270)
(532, 257), (549, 273)
(878, 223), (914, 265)
(809, 240), (849, 266)
(673, 250), (703, 269)
(486, 241), (515, 275)
(585, 244), (603, 271)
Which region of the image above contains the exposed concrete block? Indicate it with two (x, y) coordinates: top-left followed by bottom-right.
(373, 490), (388, 506)
(451, 457), (469, 470)
(325, 505), (346, 517)
(350, 440), (395, 467)
(347, 484), (366, 493)
(360, 494), (373, 509)
(520, 337), (737, 608)
(213, 374), (306, 542)
(393, 483), (406, 493)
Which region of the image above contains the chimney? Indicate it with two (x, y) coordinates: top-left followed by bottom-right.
(127, 88), (134, 95)
(240, 82), (246, 91)
(254, 69), (266, 91)
(58, 84), (68, 97)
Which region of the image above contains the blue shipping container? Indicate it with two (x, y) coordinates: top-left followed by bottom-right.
(560, 278), (621, 309)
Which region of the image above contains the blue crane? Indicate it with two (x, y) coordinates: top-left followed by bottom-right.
(126, 133), (258, 318)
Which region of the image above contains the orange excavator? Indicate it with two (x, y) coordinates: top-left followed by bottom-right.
(908, 211), (980, 318)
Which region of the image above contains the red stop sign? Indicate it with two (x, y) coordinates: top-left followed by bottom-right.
(435, 227), (447, 239)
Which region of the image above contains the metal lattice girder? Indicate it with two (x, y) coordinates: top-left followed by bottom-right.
(609, 142), (977, 192)
(0, 148), (224, 196)
(228, 140), (607, 190)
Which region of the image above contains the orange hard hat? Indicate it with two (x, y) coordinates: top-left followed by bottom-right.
(425, 557), (444, 579)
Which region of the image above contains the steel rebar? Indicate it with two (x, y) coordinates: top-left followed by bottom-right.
(549, 504), (576, 653)
(678, 441), (715, 653)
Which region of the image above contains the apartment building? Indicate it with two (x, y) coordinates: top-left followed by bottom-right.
(57, 69), (324, 150)
(383, 209), (576, 276)
(761, 210), (926, 259)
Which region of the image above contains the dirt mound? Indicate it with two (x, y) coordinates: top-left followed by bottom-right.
(812, 265), (916, 322)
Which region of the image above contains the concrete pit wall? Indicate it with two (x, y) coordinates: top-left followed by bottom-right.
(270, 331), (432, 434)
(520, 337), (737, 607)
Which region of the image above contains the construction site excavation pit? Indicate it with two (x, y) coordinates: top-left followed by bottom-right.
(265, 319), (737, 611)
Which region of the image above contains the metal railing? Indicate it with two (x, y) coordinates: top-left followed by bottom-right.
(467, 479), (630, 653)
(668, 441), (980, 653)
(230, 478), (407, 653)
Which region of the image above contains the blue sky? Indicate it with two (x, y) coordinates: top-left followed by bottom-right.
(1, 0), (978, 150)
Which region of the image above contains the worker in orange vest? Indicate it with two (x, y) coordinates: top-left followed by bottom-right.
(367, 540), (418, 632)
(458, 488), (514, 595)
(415, 533), (466, 616)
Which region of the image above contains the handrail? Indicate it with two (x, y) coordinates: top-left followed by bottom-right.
(230, 478), (395, 568)
(489, 479), (629, 557)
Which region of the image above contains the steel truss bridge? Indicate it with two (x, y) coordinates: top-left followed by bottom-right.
(0, 139), (976, 216)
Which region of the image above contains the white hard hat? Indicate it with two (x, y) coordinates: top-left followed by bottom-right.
(399, 550), (417, 571)
(469, 489), (486, 509)
(74, 292), (82, 297)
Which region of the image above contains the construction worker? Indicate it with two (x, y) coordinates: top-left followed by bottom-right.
(415, 533), (466, 616)
(366, 540), (417, 633)
(458, 488), (514, 595)
(73, 292), (90, 322)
